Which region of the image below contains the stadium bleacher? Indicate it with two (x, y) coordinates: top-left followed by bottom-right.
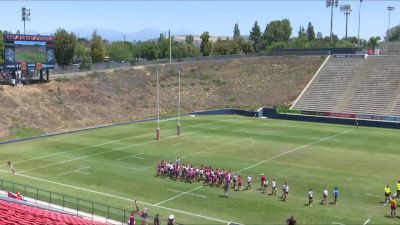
(0, 199), (107, 225)
(292, 55), (400, 117)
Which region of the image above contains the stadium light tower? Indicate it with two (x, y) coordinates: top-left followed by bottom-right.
(387, 6), (395, 43)
(21, 7), (31, 36)
(340, 4), (352, 39)
(326, 0), (339, 43)
(357, 0), (363, 48)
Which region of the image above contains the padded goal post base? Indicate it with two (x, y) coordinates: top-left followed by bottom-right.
(156, 128), (160, 140)
(177, 124), (181, 135)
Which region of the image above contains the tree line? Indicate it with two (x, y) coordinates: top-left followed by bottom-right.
(1, 21), (400, 67)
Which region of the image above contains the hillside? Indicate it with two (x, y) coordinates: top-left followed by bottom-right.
(0, 56), (323, 140)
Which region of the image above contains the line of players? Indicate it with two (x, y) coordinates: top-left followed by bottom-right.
(155, 159), (344, 205)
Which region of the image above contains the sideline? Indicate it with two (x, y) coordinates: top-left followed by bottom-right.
(0, 169), (230, 224)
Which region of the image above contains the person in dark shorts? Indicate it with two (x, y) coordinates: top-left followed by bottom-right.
(286, 216), (296, 225)
(7, 161), (15, 174)
(167, 215), (175, 225)
(153, 214), (160, 225)
(308, 188), (314, 206)
(390, 197), (397, 218)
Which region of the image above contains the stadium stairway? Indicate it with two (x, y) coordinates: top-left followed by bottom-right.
(291, 55), (400, 117)
(292, 56), (366, 112)
(0, 199), (107, 225)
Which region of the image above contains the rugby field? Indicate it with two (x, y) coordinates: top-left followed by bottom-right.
(0, 115), (399, 224)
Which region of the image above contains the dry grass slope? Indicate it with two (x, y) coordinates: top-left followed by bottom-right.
(0, 56), (323, 140)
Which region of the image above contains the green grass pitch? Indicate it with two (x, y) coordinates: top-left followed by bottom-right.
(0, 115), (399, 224)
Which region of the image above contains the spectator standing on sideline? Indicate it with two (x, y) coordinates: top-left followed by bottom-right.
(129, 199), (139, 225)
(286, 216), (296, 225)
(7, 161), (15, 174)
(140, 208), (149, 225)
(153, 214), (160, 225)
(167, 215), (175, 225)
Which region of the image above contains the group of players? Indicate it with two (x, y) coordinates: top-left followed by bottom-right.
(155, 158), (292, 198)
(155, 158), (346, 207)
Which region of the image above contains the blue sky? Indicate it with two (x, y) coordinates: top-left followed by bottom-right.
(1, 1), (400, 40)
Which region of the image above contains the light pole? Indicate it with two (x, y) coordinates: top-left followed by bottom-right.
(387, 6), (395, 42)
(340, 4), (352, 39)
(326, 0), (339, 43)
(21, 7), (30, 36)
(357, 0), (363, 48)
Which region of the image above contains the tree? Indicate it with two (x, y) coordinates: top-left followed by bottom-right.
(200, 31), (211, 56)
(263, 19), (292, 46)
(241, 40), (254, 54)
(185, 35), (194, 45)
(233, 23), (241, 40)
(317, 32), (323, 39)
(90, 31), (106, 63)
(298, 26), (306, 38)
(54, 28), (77, 66)
(249, 21), (262, 52)
(306, 22), (315, 41)
(367, 36), (381, 53)
(106, 41), (135, 62)
(388, 25), (400, 41)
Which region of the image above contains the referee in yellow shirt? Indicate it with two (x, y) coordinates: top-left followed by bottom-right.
(396, 180), (400, 198)
(385, 185), (391, 205)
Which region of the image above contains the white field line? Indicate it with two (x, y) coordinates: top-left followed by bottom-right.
(363, 219), (370, 225)
(80, 158), (150, 171)
(167, 189), (206, 198)
(364, 194), (381, 198)
(155, 186), (204, 206)
(58, 167), (90, 176)
(0, 169), (230, 224)
(169, 143), (182, 147)
(237, 129), (353, 173)
(3, 118), (235, 167)
(331, 222), (345, 225)
(117, 153), (145, 161)
(17, 120), (250, 174)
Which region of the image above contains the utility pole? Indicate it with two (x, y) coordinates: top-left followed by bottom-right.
(357, 0), (363, 48)
(326, 0), (339, 43)
(387, 6), (395, 43)
(21, 7), (31, 36)
(341, 4), (352, 39)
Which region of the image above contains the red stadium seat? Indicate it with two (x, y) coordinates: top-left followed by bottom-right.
(0, 199), (107, 225)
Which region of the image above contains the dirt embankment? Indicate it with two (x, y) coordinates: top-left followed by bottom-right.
(0, 56), (323, 140)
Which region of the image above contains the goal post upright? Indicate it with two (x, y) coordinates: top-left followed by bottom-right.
(177, 69), (181, 135)
(156, 71), (160, 140)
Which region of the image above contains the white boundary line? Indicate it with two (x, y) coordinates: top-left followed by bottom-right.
(170, 143), (182, 147)
(167, 189), (206, 198)
(117, 153), (145, 161)
(155, 186), (204, 206)
(3, 118), (235, 168)
(237, 129), (353, 173)
(58, 167), (90, 176)
(0, 169), (230, 224)
(331, 222), (345, 225)
(363, 219), (370, 225)
(17, 120), (251, 174)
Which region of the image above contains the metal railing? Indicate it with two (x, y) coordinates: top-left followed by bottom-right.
(0, 179), (176, 225)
